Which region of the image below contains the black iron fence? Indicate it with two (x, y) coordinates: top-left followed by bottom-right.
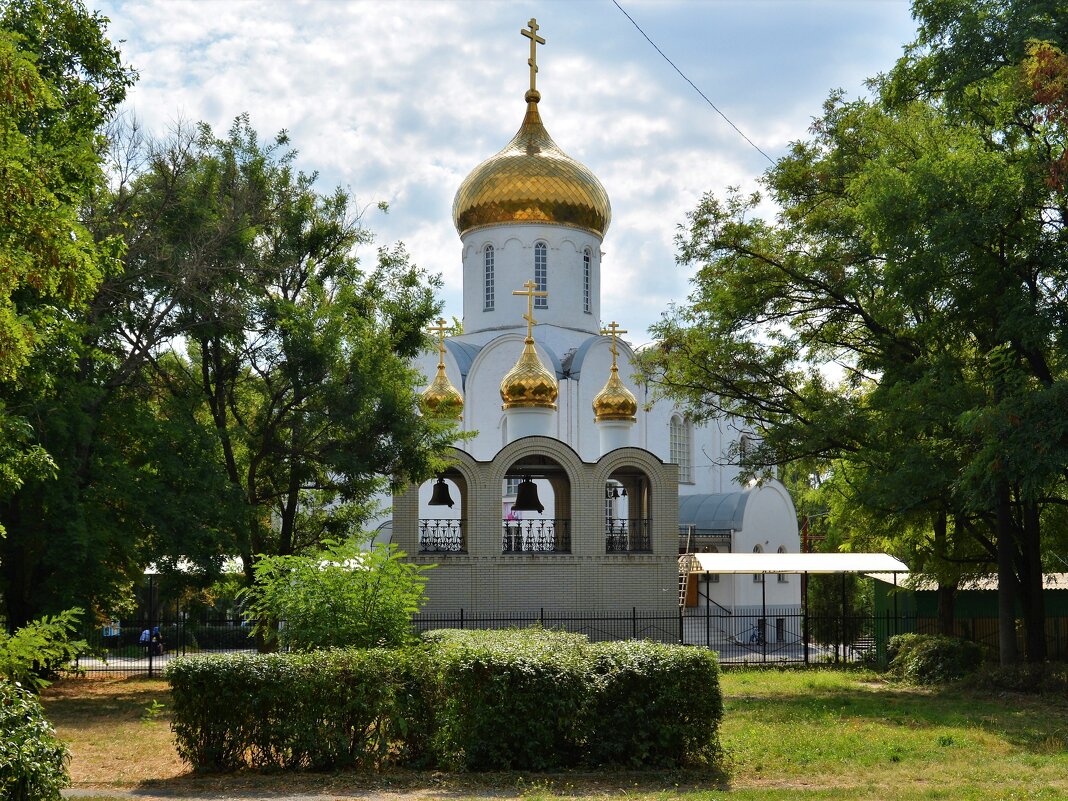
(605, 518), (651, 553)
(419, 519), (464, 552)
(502, 518), (570, 553)
(62, 607), (1068, 677)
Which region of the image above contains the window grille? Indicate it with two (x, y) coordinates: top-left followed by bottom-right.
(484, 245), (494, 310)
(669, 416), (692, 483)
(534, 243), (548, 308)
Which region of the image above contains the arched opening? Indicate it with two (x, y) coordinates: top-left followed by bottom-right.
(604, 466), (652, 553)
(501, 453), (570, 553)
(417, 471), (467, 553)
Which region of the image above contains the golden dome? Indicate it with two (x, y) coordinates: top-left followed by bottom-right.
(421, 362), (464, 420)
(500, 337), (558, 409)
(593, 365), (637, 422)
(453, 99), (612, 239)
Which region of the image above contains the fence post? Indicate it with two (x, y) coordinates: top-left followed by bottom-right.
(803, 571), (810, 665)
(540, 607), (544, 626)
(632, 606), (637, 640)
(459, 608), (464, 630)
(678, 605), (684, 645)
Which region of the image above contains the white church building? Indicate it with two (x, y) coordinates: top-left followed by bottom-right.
(385, 19), (800, 626)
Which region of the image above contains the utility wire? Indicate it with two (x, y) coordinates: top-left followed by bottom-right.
(611, 0), (775, 165)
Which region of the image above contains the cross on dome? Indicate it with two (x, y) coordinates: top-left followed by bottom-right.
(513, 279), (548, 340)
(426, 318), (450, 366)
(601, 321), (628, 368)
(521, 18), (545, 101)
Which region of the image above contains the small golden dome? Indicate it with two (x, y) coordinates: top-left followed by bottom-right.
(453, 99), (612, 239)
(500, 337), (558, 409)
(421, 363), (464, 421)
(593, 365), (637, 422)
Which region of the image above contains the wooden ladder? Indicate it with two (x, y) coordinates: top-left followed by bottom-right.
(678, 526), (695, 608)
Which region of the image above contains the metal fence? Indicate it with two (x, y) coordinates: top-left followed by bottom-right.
(64, 607), (1068, 677)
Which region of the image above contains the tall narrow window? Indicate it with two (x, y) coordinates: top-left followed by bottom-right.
(483, 245), (495, 310)
(534, 242), (548, 308)
(669, 415), (692, 483)
(583, 248), (591, 313)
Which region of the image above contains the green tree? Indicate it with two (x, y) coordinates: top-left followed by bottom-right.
(240, 539), (430, 650)
(641, 11), (1068, 662)
(146, 118), (457, 584)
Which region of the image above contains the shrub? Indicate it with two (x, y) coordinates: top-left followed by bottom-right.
(423, 628), (591, 770)
(585, 640), (723, 767)
(167, 649), (408, 770)
(167, 630), (726, 773)
(240, 540), (431, 650)
(969, 663), (1068, 695)
(0, 609), (86, 689)
(888, 633), (984, 685)
(0, 680), (69, 800)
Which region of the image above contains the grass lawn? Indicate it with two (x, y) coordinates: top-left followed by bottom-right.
(42, 668), (1068, 800)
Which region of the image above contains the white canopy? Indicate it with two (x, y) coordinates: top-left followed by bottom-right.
(681, 552), (908, 575)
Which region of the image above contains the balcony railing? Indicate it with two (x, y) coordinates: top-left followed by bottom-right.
(502, 519), (570, 553)
(606, 518), (652, 553)
(419, 519), (465, 553)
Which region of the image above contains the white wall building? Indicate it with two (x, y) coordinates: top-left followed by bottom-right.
(384, 19), (800, 622)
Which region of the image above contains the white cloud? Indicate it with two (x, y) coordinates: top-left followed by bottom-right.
(96, 0), (916, 341)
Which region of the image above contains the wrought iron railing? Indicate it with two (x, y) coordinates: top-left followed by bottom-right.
(502, 518), (570, 553)
(419, 519), (465, 553)
(606, 518), (652, 553)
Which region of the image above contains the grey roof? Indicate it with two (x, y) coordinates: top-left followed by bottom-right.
(443, 340), (482, 390)
(561, 336), (600, 378)
(678, 492), (750, 532)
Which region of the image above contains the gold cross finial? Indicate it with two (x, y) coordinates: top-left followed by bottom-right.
(521, 18), (545, 99)
(427, 318), (450, 366)
(601, 321), (628, 369)
(513, 279), (548, 340)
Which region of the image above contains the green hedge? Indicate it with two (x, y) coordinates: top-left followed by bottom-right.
(168, 649), (410, 770)
(0, 680), (69, 801)
(888, 633), (984, 685)
(167, 629), (723, 772)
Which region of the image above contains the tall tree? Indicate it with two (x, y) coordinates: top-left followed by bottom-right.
(641, 35), (1067, 662)
(146, 118), (457, 584)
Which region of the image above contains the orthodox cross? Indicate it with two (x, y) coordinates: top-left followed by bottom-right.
(513, 279), (548, 339)
(427, 318), (450, 365)
(521, 18), (545, 95)
(601, 321), (628, 368)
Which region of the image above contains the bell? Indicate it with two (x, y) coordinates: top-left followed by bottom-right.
(511, 478), (544, 514)
(428, 477), (455, 508)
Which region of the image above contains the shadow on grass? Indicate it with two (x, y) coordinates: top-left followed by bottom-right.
(129, 767), (731, 799)
(725, 681), (1068, 753)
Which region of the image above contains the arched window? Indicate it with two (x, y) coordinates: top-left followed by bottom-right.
(583, 248), (591, 314)
(753, 544), (764, 583)
(669, 415), (692, 483)
(483, 245), (495, 310)
(777, 545), (788, 583)
(534, 242), (548, 308)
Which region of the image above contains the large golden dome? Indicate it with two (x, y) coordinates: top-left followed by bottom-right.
(500, 337), (559, 410)
(453, 98), (612, 239)
(593, 365), (637, 422)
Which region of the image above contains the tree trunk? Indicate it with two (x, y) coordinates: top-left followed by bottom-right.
(1018, 501), (1047, 663)
(995, 479), (1019, 666)
(932, 511), (956, 636)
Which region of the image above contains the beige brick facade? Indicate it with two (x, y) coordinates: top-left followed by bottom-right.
(394, 437), (680, 615)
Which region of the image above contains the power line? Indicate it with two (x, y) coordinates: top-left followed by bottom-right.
(611, 0), (775, 165)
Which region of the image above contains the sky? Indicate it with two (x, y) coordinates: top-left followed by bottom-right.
(93, 0), (919, 344)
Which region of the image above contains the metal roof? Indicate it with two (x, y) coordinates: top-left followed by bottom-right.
(678, 492), (749, 532)
(682, 552), (909, 575)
